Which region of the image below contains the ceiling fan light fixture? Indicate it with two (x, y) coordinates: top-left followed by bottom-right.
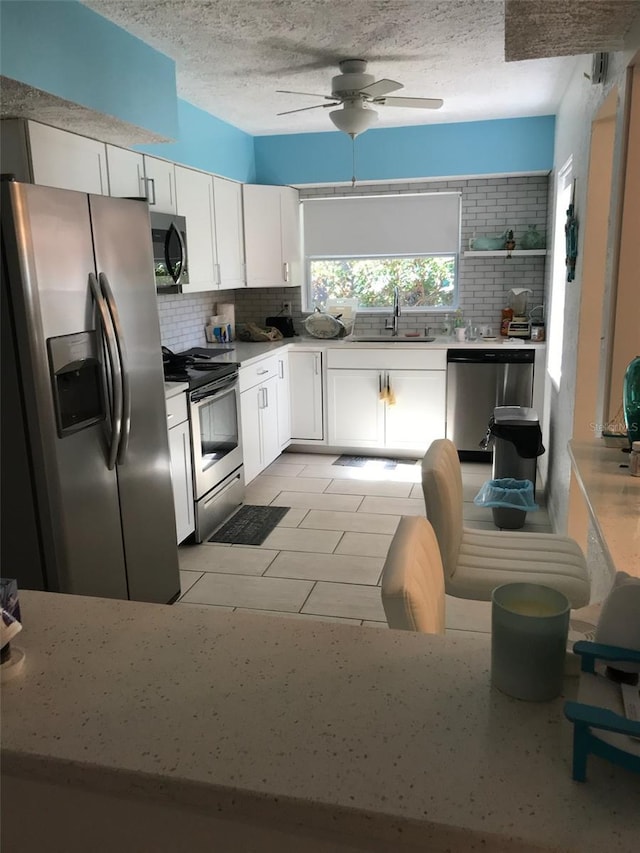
(329, 103), (378, 138)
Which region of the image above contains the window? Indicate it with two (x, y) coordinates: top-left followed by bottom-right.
(302, 193), (460, 311)
(308, 255), (456, 310)
(547, 158), (573, 389)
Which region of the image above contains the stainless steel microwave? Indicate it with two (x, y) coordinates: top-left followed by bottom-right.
(150, 211), (189, 293)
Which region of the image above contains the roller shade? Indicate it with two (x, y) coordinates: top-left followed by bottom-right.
(303, 193), (460, 257)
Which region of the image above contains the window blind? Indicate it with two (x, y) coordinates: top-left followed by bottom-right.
(303, 193), (461, 257)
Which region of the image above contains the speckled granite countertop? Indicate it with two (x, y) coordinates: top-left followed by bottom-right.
(3, 591), (638, 851)
(568, 439), (640, 574)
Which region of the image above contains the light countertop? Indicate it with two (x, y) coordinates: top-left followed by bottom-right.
(568, 439), (640, 574)
(193, 336), (545, 370)
(163, 380), (188, 399)
(3, 590), (639, 851)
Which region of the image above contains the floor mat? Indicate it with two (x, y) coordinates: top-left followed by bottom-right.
(333, 455), (419, 470)
(209, 505), (290, 545)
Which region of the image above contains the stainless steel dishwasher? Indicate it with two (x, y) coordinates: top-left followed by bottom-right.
(446, 348), (534, 461)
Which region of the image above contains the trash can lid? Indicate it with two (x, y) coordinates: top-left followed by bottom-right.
(493, 406), (539, 425)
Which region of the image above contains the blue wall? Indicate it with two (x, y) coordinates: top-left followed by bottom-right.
(136, 100), (256, 184)
(0, 0), (178, 139)
(255, 116), (555, 185)
(0, 2), (554, 187)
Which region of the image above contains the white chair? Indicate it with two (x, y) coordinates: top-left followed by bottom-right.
(421, 439), (590, 607)
(381, 516), (446, 634)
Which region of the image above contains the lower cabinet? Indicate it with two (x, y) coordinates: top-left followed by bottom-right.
(326, 349), (447, 453)
(276, 351), (291, 449)
(166, 393), (195, 544)
(289, 350), (324, 440)
(240, 354), (287, 484)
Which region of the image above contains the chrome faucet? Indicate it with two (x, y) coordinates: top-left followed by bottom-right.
(385, 286), (401, 336)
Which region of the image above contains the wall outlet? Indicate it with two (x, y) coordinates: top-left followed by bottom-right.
(282, 301), (292, 315)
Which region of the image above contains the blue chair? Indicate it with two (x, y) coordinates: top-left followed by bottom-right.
(564, 641), (640, 782)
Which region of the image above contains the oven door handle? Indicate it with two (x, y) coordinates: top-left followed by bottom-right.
(190, 375), (238, 404)
(89, 273), (122, 470)
(165, 221), (186, 285)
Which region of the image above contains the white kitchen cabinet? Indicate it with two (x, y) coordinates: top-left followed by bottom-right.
(106, 145), (146, 199)
(384, 370), (447, 451)
(289, 350), (323, 440)
(276, 351), (291, 449)
(240, 375), (279, 484)
(143, 155), (177, 214)
(166, 393), (195, 544)
(174, 165), (217, 292)
(328, 367), (445, 452)
(243, 184), (301, 288)
(325, 348), (447, 453)
(3, 120), (110, 195)
(327, 369), (384, 448)
(213, 176), (245, 289)
(239, 355), (283, 483)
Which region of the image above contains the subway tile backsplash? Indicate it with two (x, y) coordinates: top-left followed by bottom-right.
(157, 175), (548, 345)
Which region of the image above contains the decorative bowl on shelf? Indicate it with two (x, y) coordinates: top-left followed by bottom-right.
(469, 235), (506, 250)
(520, 225), (546, 250)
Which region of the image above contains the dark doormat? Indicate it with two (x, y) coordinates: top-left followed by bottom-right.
(333, 455), (419, 470)
(209, 505), (290, 545)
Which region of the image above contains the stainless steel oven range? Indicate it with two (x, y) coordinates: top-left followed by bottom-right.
(163, 348), (244, 542)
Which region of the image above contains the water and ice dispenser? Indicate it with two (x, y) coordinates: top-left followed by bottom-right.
(47, 332), (105, 437)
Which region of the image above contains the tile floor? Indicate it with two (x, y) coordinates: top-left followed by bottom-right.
(176, 451), (595, 639)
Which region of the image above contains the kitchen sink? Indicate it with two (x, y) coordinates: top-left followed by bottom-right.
(349, 335), (437, 343)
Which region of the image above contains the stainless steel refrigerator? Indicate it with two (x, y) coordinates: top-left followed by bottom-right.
(1, 180), (180, 603)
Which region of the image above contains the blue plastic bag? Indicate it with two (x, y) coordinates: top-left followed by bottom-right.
(473, 478), (539, 512)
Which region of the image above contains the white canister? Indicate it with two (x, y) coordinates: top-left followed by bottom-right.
(454, 327), (466, 342)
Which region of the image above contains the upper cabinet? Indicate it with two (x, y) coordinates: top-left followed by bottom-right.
(243, 184), (301, 288)
(0, 120), (109, 195)
(143, 155), (177, 214)
(105, 145), (146, 199)
(213, 177), (245, 290)
(174, 165), (217, 293)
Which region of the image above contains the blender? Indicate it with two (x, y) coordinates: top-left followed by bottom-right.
(507, 288), (532, 338)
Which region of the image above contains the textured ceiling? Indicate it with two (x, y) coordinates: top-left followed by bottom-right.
(505, 0), (639, 61)
(82, 0), (591, 135)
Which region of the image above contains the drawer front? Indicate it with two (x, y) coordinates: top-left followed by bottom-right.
(239, 354), (279, 392)
(327, 348), (447, 371)
(165, 392), (188, 427)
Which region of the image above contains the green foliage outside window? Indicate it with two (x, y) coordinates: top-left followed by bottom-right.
(309, 256), (456, 310)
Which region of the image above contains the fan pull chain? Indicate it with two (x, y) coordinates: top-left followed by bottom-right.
(351, 137), (357, 188)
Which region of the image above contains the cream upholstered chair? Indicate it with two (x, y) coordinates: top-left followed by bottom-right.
(421, 439), (590, 608)
(381, 516), (446, 633)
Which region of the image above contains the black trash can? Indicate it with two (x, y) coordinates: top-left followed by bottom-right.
(489, 406), (545, 529)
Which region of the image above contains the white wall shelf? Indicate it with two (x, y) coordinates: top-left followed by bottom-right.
(463, 249), (547, 257)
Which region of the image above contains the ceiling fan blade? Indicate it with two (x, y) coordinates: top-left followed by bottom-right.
(277, 89), (337, 100)
(277, 103), (337, 116)
(375, 96), (444, 109)
(359, 78), (403, 98)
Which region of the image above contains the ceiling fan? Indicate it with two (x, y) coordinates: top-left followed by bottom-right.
(277, 59), (443, 138)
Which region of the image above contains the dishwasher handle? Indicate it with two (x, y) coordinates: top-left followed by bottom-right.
(447, 348), (534, 365)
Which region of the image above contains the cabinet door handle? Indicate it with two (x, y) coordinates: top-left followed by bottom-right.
(282, 262), (289, 282)
(264, 387), (269, 408)
(313, 353), (320, 375)
(257, 368), (269, 375)
(215, 263), (221, 286)
(145, 177), (156, 205)
(167, 413), (174, 422)
(278, 359), (284, 379)
(378, 373), (382, 393)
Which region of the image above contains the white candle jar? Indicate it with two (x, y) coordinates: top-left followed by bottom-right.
(491, 582), (570, 701)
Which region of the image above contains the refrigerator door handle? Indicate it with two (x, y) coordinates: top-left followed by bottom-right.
(99, 272), (131, 463)
(89, 273), (122, 470)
